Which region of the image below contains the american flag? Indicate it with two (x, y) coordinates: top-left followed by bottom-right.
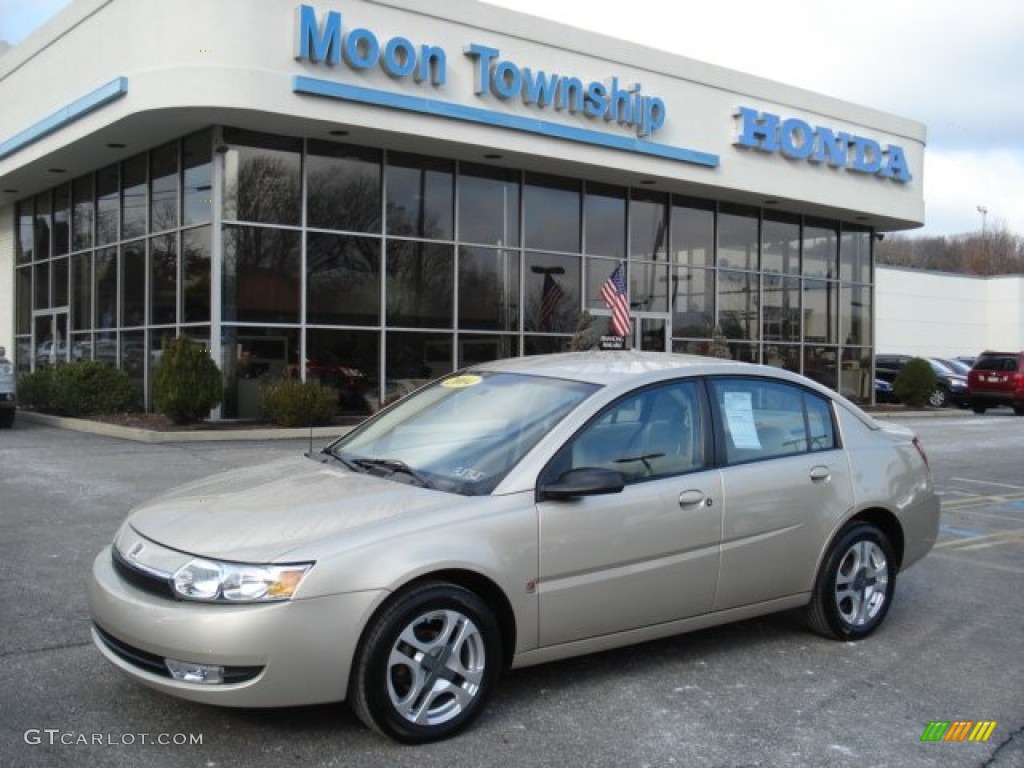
(539, 273), (565, 331)
(601, 263), (631, 337)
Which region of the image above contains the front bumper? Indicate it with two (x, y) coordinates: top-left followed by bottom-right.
(87, 546), (385, 707)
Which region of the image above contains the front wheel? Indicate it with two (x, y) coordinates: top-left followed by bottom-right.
(807, 523), (896, 641)
(928, 388), (948, 408)
(971, 401), (987, 414)
(349, 582), (501, 743)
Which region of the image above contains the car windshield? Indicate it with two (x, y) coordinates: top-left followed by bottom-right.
(328, 371), (599, 496)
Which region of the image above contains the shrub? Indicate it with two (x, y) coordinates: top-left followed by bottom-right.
(18, 367), (56, 411)
(893, 357), (937, 407)
(259, 377), (337, 427)
(153, 337), (223, 424)
(50, 360), (136, 416)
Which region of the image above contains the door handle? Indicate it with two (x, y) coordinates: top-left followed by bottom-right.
(809, 465), (831, 483)
(678, 489), (708, 508)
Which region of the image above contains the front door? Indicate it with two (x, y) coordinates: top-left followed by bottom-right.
(32, 311), (69, 368)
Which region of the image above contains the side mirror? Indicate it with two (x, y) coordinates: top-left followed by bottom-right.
(539, 468), (625, 501)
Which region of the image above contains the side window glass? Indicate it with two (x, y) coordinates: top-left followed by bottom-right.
(564, 381), (705, 483)
(713, 378), (836, 464)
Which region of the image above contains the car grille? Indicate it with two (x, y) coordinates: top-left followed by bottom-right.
(112, 547), (176, 600)
(93, 624), (263, 683)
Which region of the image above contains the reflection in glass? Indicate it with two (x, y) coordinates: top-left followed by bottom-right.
(718, 269), (758, 341)
(72, 175), (94, 252)
(150, 142), (179, 233)
(222, 225), (301, 324)
(52, 256), (69, 308)
(306, 327), (380, 414)
(841, 284), (872, 347)
(34, 261), (50, 310)
(16, 199), (34, 264)
(458, 247), (519, 331)
(630, 261), (669, 313)
(761, 274), (800, 342)
(221, 326), (300, 418)
(307, 141), (381, 233)
(762, 213), (800, 274)
(223, 129), (302, 226)
(841, 227), (872, 284)
(385, 331), (453, 401)
(96, 164), (119, 246)
(671, 266), (714, 339)
(386, 241), (453, 328)
(34, 191), (52, 260)
(803, 279), (837, 344)
(584, 184), (625, 258)
(804, 346), (838, 390)
(94, 247), (117, 331)
(584, 256), (618, 311)
(182, 226), (211, 323)
(718, 206), (758, 270)
(457, 334), (517, 367)
(763, 343), (800, 372)
(122, 154), (147, 240)
(524, 252), (579, 333)
(307, 232), (381, 326)
(839, 346), (872, 403)
(524, 173), (580, 253)
(121, 330), (145, 407)
(121, 242), (146, 327)
(150, 233), (178, 326)
(629, 190), (668, 259)
(182, 130), (212, 227)
(671, 200), (714, 268)
(804, 220), (837, 278)
(53, 184), (70, 257)
(71, 253), (92, 332)
(524, 335), (571, 356)
(16, 268), (31, 335)
(386, 153), (453, 239)
(458, 164), (520, 247)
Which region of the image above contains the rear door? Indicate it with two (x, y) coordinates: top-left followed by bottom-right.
(707, 377), (855, 610)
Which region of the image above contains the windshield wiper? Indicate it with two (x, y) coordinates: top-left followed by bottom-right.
(351, 457), (437, 489)
(320, 449), (364, 473)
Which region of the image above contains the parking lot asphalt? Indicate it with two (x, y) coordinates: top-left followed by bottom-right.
(0, 411), (1021, 768)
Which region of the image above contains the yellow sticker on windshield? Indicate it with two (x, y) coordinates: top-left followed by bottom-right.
(441, 374), (483, 388)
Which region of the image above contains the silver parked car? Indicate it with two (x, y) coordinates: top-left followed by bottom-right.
(88, 352), (940, 743)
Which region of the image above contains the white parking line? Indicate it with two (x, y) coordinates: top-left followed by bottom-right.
(950, 477), (1024, 491)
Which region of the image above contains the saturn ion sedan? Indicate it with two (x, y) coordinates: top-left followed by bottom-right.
(88, 352), (939, 743)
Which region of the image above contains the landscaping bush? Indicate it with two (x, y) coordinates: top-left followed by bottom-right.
(17, 366), (56, 412)
(259, 377), (337, 427)
(18, 362), (136, 416)
(50, 360), (136, 416)
(893, 357), (937, 407)
(153, 337), (223, 425)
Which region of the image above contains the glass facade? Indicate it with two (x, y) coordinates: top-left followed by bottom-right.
(11, 126), (877, 416)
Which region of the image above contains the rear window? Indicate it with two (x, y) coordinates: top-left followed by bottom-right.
(974, 355), (1019, 372)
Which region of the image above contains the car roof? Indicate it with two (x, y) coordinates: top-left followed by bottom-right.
(472, 350), (800, 388)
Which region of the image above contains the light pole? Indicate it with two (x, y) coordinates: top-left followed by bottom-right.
(977, 205), (989, 264)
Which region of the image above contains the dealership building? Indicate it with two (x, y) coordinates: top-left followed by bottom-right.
(0, 0), (926, 417)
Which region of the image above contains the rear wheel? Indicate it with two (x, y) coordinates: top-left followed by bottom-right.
(0, 409), (14, 429)
(928, 388), (948, 408)
(971, 400), (987, 414)
(807, 522), (896, 641)
(350, 581), (501, 743)
(1013, 403), (1024, 416)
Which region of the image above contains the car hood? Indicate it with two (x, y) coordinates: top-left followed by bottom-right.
(127, 455), (462, 562)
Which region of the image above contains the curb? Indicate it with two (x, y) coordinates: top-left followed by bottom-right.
(865, 408), (975, 420)
(18, 411), (352, 444)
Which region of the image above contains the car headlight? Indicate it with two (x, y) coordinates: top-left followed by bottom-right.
(172, 558), (313, 603)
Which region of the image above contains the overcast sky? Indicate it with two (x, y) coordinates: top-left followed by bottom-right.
(3, 0), (1021, 238)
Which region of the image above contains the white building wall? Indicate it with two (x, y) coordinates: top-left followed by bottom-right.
(876, 266), (1024, 357)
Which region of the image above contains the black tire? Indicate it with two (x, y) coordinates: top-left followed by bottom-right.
(0, 409), (14, 429)
(349, 581), (501, 743)
(807, 522), (896, 641)
(1013, 403), (1024, 416)
(971, 401), (986, 414)
(928, 388), (948, 408)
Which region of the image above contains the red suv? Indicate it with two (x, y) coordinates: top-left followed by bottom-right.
(967, 350), (1024, 415)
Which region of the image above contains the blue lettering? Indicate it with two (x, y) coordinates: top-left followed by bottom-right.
(606, 78), (634, 125)
(880, 145), (912, 182)
(343, 28), (379, 70)
(416, 45), (446, 85)
(294, 5), (341, 65)
(493, 61), (521, 99)
(735, 107), (781, 152)
(522, 69), (560, 107)
(464, 44), (499, 95)
(780, 118), (814, 159)
(382, 37), (417, 78)
(639, 96), (665, 138)
(850, 136), (882, 174)
(584, 82), (608, 118)
(810, 127), (851, 167)
(557, 77), (584, 112)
